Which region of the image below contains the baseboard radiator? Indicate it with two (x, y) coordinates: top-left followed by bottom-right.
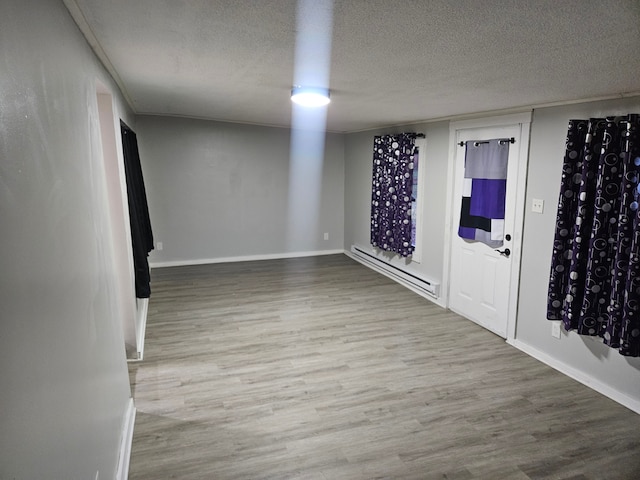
(350, 245), (440, 299)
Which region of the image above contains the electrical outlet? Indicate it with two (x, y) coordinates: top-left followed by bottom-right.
(323, 232), (329, 240)
(156, 241), (163, 251)
(532, 198), (544, 214)
(551, 321), (561, 339)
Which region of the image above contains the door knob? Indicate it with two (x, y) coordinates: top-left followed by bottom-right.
(496, 248), (511, 257)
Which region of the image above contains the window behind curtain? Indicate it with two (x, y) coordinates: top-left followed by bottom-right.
(411, 149), (420, 248)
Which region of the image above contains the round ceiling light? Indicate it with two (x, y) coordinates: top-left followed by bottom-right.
(291, 86), (331, 107)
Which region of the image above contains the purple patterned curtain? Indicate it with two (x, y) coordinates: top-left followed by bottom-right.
(371, 133), (418, 257)
(547, 114), (640, 357)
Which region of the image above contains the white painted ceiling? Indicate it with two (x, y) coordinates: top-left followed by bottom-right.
(68, 0), (640, 133)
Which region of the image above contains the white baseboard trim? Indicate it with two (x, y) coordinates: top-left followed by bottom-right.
(116, 398), (136, 480)
(344, 249), (447, 309)
(149, 249), (344, 269)
(508, 339), (640, 415)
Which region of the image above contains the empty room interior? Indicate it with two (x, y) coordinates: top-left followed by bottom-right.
(3, 0), (640, 479)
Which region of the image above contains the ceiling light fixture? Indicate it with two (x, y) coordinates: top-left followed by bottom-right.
(291, 86), (330, 107)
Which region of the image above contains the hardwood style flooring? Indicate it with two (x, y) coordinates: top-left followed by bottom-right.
(128, 254), (640, 480)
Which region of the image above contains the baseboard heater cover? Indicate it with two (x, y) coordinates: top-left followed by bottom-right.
(350, 245), (440, 298)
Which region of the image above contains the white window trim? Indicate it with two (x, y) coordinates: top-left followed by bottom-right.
(411, 137), (427, 264)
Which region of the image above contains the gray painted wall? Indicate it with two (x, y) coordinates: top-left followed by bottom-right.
(136, 116), (345, 265)
(343, 101), (640, 408)
(0, 0), (133, 478)
(2, 4), (637, 479)
(344, 122), (450, 290)
(518, 98), (640, 404)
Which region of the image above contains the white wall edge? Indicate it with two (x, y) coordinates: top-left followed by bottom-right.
(508, 339), (640, 415)
(128, 298), (148, 363)
(149, 249), (345, 269)
(115, 398), (136, 480)
(344, 249), (447, 309)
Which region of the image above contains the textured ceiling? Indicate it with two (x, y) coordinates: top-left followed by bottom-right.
(68, 0), (640, 133)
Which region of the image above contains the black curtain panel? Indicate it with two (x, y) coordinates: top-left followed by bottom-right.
(120, 121), (154, 298)
(547, 115), (640, 357)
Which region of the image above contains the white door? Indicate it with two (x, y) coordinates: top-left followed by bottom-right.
(448, 116), (530, 339)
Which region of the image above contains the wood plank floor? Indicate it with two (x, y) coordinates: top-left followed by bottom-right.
(128, 254), (640, 480)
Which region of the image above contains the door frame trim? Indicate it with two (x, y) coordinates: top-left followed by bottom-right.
(442, 112), (532, 342)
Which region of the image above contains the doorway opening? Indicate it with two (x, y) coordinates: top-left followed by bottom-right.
(95, 80), (144, 360)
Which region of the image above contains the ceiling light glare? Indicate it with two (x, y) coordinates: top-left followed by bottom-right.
(291, 86), (330, 107)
